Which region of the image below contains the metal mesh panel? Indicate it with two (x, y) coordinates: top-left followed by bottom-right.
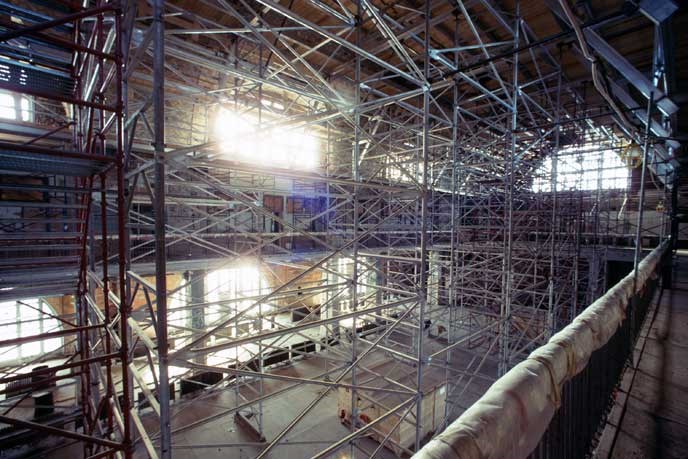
(0, 60), (74, 98)
(0, 151), (110, 176)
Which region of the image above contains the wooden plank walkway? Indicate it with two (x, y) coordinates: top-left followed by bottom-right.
(595, 252), (688, 459)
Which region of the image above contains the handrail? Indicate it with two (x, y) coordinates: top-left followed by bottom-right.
(414, 240), (670, 459)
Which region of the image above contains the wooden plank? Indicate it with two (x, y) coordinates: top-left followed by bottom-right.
(127, 317), (158, 357)
(109, 396), (125, 435)
(131, 409), (159, 459)
(234, 412), (265, 442)
(129, 363), (160, 416)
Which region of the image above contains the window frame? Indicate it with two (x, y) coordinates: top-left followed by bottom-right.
(0, 90), (34, 123)
(0, 298), (62, 365)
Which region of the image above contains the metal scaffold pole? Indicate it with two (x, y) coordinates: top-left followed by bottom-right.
(0, 1), (679, 457)
(349, 0), (361, 455)
(634, 91), (655, 285)
(500, 1), (520, 377)
(414, 0), (431, 449)
(152, 0), (171, 457)
(548, 61), (562, 336)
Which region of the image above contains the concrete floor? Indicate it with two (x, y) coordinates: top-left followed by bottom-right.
(164, 354), (389, 459)
(596, 252), (688, 459)
(35, 332), (495, 459)
(0, 360), (76, 423)
(134, 338), (494, 458)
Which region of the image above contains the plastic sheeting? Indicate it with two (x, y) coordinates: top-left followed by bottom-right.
(414, 241), (668, 459)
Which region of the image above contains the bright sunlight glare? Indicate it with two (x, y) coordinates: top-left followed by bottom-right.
(532, 147), (629, 192)
(214, 107), (319, 169)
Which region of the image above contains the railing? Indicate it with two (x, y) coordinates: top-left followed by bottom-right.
(414, 240), (670, 459)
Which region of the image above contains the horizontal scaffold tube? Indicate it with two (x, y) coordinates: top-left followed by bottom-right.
(414, 240), (670, 459)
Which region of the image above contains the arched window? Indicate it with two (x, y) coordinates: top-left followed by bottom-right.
(0, 298), (62, 364)
(0, 90), (33, 122)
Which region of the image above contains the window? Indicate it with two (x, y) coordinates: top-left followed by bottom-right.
(206, 265), (269, 326)
(532, 147), (629, 192)
(330, 256), (377, 328)
(214, 107), (319, 169)
(0, 298), (61, 364)
(386, 157), (422, 184)
(168, 281), (191, 349)
(0, 91), (33, 122)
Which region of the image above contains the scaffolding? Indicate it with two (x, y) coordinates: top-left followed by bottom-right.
(0, 1), (680, 458)
(0, 1), (130, 457)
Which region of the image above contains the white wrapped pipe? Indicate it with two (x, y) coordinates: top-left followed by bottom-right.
(414, 241), (668, 459)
